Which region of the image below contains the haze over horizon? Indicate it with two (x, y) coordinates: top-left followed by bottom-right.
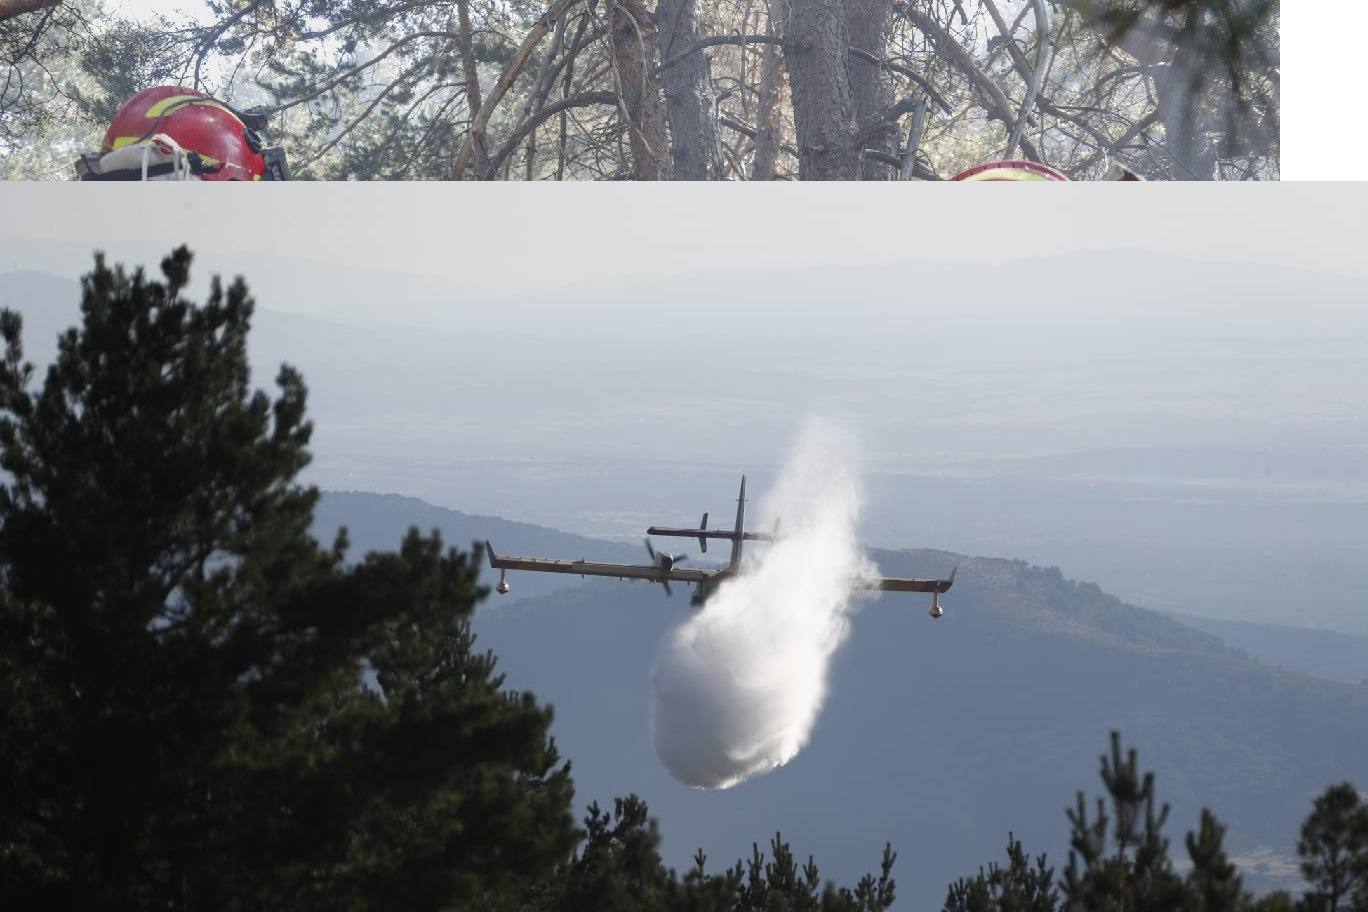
(6, 185), (1368, 296)
(3, 190), (1366, 639)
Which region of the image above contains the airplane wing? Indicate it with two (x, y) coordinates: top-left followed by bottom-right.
(855, 566), (957, 594)
(485, 541), (714, 585)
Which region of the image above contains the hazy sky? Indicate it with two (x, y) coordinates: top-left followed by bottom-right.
(3, 184), (1366, 306)
(3, 183), (1366, 634)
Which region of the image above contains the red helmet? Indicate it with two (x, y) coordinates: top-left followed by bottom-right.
(103, 86), (271, 181)
(951, 160), (1069, 181)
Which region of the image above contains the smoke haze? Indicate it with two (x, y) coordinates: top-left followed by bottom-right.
(649, 420), (876, 788)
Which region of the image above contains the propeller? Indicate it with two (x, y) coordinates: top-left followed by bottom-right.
(644, 538), (687, 596)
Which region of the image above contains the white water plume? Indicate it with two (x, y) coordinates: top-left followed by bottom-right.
(649, 420), (876, 789)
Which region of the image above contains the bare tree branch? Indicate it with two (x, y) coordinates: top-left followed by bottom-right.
(898, 5), (1042, 161)
(484, 89), (618, 176)
(860, 145), (939, 179)
(1072, 107), (1159, 172)
(1006, 0), (1051, 157)
(854, 92), (926, 145)
(718, 111), (796, 158)
(658, 33), (780, 72)
(848, 46), (950, 113)
(451, 0), (582, 179)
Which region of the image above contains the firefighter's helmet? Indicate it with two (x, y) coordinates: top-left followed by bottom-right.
(950, 160), (1069, 181)
(94, 86), (285, 181)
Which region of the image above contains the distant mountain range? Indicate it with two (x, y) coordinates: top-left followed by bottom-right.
(312, 491), (1368, 908)
(7, 263), (1368, 638)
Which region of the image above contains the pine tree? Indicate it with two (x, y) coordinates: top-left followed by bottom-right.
(0, 248), (578, 909)
(1184, 808), (1244, 912)
(552, 795), (675, 911)
(944, 833), (1057, 912)
(670, 848), (744, 912)
(1059, 732), (1188, 912)
(517, 797), (895, 912)
(730, 833), (896, 912)
(942, 735), (1367, 912)
(1297, 783), (1368, 912)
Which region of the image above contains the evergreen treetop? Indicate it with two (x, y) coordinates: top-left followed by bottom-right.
(0, 247), (579, 909)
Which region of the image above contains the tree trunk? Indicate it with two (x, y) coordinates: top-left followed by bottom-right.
(783, 0), (858, 180)
(751, 5), (785, 180)
(656, 0), (723, 179)
(846, 0), (893, 179)
(456, 0), (491, 175)
(1156, 44), (1216, 180)
(611, 0), (673, 179)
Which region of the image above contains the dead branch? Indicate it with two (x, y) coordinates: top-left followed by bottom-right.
(451, 0), (582, 179)
(860, 146), (940, 179)
(854, 93), (928, 145)
(1072, 107), (1158, 172)
(898, 5), (1042, 161)
(484, 90), (618, 176)
(982, 0), (1142, 170)
(898, 97), (925, 179)
(848, 46), (951, 114)
(718, 112), (797, 161)
(657, 33), (780, 72)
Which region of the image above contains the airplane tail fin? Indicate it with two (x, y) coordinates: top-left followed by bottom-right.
(698, 512), (708, 553)
(729, 476), (746, 568)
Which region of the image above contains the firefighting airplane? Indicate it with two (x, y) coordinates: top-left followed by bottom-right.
(485, 476), (956, 617)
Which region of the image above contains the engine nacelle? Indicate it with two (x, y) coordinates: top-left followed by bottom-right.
(496, 570), (510, 595)
(929, 592), (943, 619)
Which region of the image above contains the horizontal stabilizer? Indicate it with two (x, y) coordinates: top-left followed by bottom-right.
(647, 526), (775, 543)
